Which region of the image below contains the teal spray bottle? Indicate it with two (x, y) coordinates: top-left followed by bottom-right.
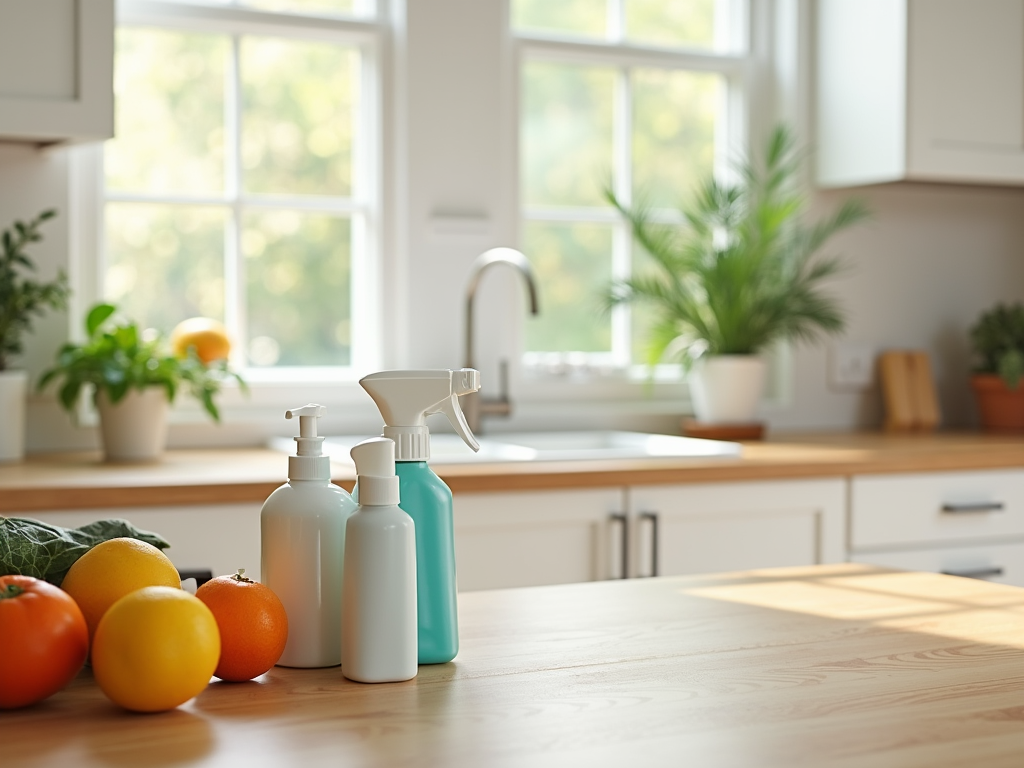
(357, 369), (481, 664)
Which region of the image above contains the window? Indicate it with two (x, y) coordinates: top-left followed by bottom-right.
(513, 0), (749, 375)
(99, 0), (382, 375)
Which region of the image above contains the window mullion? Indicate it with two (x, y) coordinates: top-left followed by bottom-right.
(607, 0), (624, 43)
(225, 33), (246, 368)
(611, 66), (632, 369)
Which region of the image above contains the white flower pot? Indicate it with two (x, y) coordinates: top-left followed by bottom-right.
(0, 369), (28, 463)
(688, 355), (767, 424)
(97, 387), (169, 462)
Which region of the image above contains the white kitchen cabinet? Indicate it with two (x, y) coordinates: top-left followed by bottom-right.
(0, 0), (114, 145)
(9, 504), (262, 581)
(816, 0), (1024, 187)
(452, 479), (846, 591)
(453, 488), (627, 591)
(628, 479), (846, 578)
(848, 470), (1024, 587)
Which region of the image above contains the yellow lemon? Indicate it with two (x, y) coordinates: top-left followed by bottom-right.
(92, 586), (220, 712)
(170, 317), (231, 363)
(61, 537), (180, 643)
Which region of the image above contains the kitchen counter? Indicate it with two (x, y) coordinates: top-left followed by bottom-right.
(8, 564), (1024, 767)
(3, 431), (1024, 513)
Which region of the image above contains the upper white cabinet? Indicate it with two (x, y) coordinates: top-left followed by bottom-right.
(816, 0), (1024, 187)
(0, 0), (114, 145)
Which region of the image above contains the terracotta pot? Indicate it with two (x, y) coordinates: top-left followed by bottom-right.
(971, 374), (1024, 432)
(688, 355), (767, 424)
(0, 369), (27, 463)
(96, 387), (169, 462)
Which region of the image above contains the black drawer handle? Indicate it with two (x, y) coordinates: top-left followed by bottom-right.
(940, 567), (1005, 580)
(609, 513), (628, 580)
(940, 502), (1005, 514)
(640, 511), (659, 578)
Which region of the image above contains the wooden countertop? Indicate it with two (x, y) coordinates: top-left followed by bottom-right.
(5, 431), (1024, 512)
(8, 564), (1024, 767)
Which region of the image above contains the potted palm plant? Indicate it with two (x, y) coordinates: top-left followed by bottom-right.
(969, 302), (1024, 432)
(0, 210), (69, 462)
(38, 303), (245, 462)
(605, 125), (868, 423)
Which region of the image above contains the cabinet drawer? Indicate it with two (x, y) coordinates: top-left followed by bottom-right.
(852, 541), (1024, 588)
(850, 471), (1024, 550)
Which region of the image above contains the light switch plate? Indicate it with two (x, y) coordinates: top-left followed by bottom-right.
(829, 343), (875, 390)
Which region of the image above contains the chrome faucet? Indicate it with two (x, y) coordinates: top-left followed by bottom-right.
(463, 247), (540, 435)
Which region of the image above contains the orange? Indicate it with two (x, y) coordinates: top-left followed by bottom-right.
(92, 586), (220, 712)
(61, 537), (180, 643)
(195, 569), (288, 682)
(170, 317), (231, 363)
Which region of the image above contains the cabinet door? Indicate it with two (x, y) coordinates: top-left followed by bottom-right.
(12, 504), (262, 581)
(0, 0), (113, 144)
(907, 0), (1024, 183)
(629, 480), (846, 578)
(453, 488), (627, 591)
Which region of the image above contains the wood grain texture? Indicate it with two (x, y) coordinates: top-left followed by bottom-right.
(7, 565), (1024, 767)
(7, 433), (1024, 512)
(908, 351), (941, 430)
(881, 351), (917, 431)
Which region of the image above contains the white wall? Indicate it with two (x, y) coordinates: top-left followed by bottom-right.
(7, 0), (1024, 453)
(778, 182), (1024, 431)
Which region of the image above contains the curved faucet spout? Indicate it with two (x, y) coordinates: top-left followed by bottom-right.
(463, 247), (541, 434)
(464, 247), (540, 372)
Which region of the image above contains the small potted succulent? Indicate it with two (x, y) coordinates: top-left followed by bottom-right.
(605, 125), (868, 424)
(0, 210), (69, 462)
(38, 303), (246, 462)
(969, 302), (1024, 432)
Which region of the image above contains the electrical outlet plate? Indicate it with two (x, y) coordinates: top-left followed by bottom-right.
(829, 343), (875, 390)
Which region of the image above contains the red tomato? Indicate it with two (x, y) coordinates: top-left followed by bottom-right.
(0, 575), (89, 709)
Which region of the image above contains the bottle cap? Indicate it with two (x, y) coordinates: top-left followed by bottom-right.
(351, 437), (400, 506)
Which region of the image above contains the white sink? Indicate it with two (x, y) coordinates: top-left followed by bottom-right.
(273, 431), (741, 465)
(495, 431), (742, 462)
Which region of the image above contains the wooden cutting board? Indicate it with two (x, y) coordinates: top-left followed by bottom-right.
(880, 350), (941, 431)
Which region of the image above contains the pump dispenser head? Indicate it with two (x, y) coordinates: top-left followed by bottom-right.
(359, 369), (481, 461)
(351, 437), (400, 506)
(285, 404), (330, 481)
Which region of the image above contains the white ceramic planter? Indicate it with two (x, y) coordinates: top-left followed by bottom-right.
(688, 355), (767, 424)
(97, 387), (169, 462)
(0, 369), (28, 463)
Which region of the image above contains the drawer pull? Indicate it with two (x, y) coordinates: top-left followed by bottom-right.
(940, 502), (1005, 514)
(609, 513), (628, 580)
(940, 567), (1005, 580)
(640, 511), (659, 578)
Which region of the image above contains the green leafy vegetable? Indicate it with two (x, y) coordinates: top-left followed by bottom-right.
(0, 518), (171, 586)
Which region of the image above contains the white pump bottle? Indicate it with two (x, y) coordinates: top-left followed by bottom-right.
(342, 437), (418, 683)
(261, 404), (357, 668)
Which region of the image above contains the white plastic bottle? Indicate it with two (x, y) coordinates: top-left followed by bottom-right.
(342, 437), (418, 683)
(261, 404), (357, 668)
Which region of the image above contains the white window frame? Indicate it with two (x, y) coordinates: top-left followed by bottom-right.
(70, 0), (388, 425)
(515, 0), (757, 374)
